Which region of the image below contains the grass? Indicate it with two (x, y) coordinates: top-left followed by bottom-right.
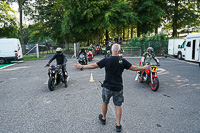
(23, 54), (46, 61)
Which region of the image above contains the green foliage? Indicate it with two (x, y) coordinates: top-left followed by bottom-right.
(23, 54), (45, 61)
(61, 0), (138, 43)
(164, 0), (200, 36)
(0, 1), (19, 38)
(127, 34), (169, 54)
(132, 0), (166, 35)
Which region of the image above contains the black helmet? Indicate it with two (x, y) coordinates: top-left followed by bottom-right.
(147, 47), (153, 55)
(81, 47), (85, 52)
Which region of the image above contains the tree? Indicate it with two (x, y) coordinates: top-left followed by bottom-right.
(7, 0), (28, 54)
(165, 0), (200, 37)
(0, 1), (18, 38)
(131, 0), (166, 37)
(62, 0), (138, 45)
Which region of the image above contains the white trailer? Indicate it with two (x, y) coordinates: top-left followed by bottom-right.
(168, 39), (184, 56)
(0, 38), (23, 64)
(177, 33), (200, 63)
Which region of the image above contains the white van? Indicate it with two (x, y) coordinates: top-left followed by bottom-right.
(168, 39), (184, 56)
(0, 38), (23, 64)
(177, 33), (200, 62)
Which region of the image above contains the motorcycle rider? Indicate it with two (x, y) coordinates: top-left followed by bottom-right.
(46, 47), (67, 80)
(106, 41), (112, 51)
(105, 41), (112, 57)
(78, 47), (87, 64)
(135, 47), (160, 81)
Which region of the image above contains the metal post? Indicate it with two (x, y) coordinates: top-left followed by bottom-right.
(74, 43), (76, 57)
(36, 44), (39, 58)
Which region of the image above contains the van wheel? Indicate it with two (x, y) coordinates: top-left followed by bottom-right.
(178, 52), (182, 60)
(0, 58), (5, 64)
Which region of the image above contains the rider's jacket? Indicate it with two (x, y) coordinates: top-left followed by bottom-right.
(141, 52), (159, 65)
(48, 54), (67, 65)
(106, 45), (111, 50)
(78, 50), (87, 57)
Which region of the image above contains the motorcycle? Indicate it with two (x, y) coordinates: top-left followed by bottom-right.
(118, 48), (124, 57)
(95, 45), (100, 55)
(101, 46), (106, 55)
(136, 62), (159, 91)
(105, 49), (111, 57)
(87, 49), (94, 62)
(47, 64), (68, 91)
(78, 53), (87, 70)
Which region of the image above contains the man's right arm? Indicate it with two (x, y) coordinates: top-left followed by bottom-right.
(129, 65), (150, 71)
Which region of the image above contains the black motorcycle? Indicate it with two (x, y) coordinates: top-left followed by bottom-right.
(105, 49), (111, 57)
(78, 53), (87, 70)
(47, 64), (68, 91)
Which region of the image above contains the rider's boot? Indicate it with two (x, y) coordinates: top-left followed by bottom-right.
(135, 71), (141, 81)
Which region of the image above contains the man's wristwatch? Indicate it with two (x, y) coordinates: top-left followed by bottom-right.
(81, 65), (83, 69)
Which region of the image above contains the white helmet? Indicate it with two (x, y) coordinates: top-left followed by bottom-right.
(56, 47), (62, 52)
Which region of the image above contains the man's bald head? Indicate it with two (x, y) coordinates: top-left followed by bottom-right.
(111, 44), (121, 53)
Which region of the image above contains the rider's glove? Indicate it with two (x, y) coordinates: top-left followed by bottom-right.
(157, 62), (160, 66)
(46, 63), (50, 67)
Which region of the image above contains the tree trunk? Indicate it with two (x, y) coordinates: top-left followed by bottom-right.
(95, 29), (100, 45)
(87, 40), (90, 45)
(131, 28), (133, 38)
(155, 27), (158, 35)
(117, 27), (120, 42)
(123, 27), (125, 40)
(64, 35), (69, 51)
(19, 0), (25, 54)
(106, 30), (109, 45)
(172, 0), (178, 37)
(127, 27), (129, 39)
(137, 23), (140, 37)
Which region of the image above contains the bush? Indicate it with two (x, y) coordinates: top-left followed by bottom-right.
(127, 34), (169, 55)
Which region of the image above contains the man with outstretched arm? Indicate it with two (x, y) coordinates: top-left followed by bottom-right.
(74, 44), (150, 132)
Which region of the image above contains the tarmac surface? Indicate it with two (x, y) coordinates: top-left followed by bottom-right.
(0, 54), (200, 133)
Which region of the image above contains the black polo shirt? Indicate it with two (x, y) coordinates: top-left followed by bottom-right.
(97, 56), (132, 91)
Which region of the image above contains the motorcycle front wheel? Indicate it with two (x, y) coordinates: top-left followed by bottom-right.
(150, 77), (159, 91)
(48, 76), (56, 91)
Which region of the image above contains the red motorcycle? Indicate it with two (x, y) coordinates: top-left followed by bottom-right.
(95, 45), (100, 55)
(87, 48), (94, 62)
(136, 62), (159, 91)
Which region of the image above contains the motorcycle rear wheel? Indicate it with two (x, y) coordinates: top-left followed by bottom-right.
(48, 76), (55, 91)
(150, 77), (159, 91)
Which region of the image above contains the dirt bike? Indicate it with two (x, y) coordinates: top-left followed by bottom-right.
(136, 62), (159, 91)
(46, 64), (68, 91)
